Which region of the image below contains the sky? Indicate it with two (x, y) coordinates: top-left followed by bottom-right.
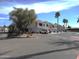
(0, 0), (79, 28)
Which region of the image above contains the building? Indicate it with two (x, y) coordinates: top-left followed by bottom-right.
(27, 20), (54, 33)
(28, 20), (65, 33)
(53, 23), (65, 32)
(0, 26), (4, 32)
(0, 26), (8, 32)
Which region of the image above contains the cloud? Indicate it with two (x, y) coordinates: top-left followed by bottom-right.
(0, 0), (79, 14)
(13, 0), (79, 13)
(60, 0), (79, 2)
(0, 17), (9, 19)
(0, 0), (50, 4)
(0, 7), (14, 14)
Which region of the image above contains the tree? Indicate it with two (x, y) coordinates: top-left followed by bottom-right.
(77, 18), (79, 23)
(7, 23), (18, 38)
(3, 25), (6, 32)
(55, 12), (60, 32)
(9, 8), (37, 36)
(63, 19), (68, 29)
(68, 25), (71, 29)
(3, 25), (6, 28)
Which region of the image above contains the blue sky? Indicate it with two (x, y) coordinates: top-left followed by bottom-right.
(0, 0), (79, 28)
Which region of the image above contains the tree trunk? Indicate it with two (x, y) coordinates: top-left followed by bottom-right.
(57, 18), (59, 33)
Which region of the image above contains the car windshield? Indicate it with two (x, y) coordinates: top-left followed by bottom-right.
(0, 0), (79, 59)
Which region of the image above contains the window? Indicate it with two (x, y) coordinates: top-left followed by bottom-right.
(46, 24), (48, 27)
(39, 23), (42, 26)
(43, 24), (45, 26)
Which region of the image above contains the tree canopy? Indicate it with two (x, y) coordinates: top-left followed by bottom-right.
(9, 8), (37, 34)
(68, 25), (71, 29)
(55, 12), (60, 18)
(77, 18), (79, 23)
(55, 12), (60, 32)
(63, 19), (68, 23)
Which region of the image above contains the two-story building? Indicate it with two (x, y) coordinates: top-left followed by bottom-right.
(27, 20), (54, 33)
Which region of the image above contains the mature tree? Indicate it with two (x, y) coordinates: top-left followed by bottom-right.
(63, 19), (68, 29)
(55, 12), (60, 32)
(9, 8), (36, 36)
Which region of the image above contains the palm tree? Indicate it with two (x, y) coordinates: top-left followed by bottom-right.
(77, 18), (79, 23)
(55, 12), (60, 32)
(63, 19), (68, 29)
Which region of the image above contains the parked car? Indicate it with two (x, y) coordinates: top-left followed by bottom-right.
(40, 29), (48, 34)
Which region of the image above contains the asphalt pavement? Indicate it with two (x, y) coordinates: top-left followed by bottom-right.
(0, 32), (79, 59)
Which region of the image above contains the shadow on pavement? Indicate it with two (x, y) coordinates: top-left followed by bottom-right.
(0, 33), (34, 40)
(48, 39), (79, 48)
(6, 46), (79, 59)
(0, 50), (13, 56)
(0, 36), (34, 40)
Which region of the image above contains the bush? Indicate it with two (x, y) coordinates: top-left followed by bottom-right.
(7, 24), (20, 38)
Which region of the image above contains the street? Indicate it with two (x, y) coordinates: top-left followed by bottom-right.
(0, 32), (79, 59)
